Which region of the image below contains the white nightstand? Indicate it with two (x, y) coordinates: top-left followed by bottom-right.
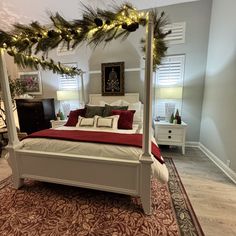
(154, 120), (187, 155)
(50, 120), (67, 128)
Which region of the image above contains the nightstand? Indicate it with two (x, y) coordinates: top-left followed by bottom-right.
(154, 120), (187, 155)
(50, 120), (67, 128)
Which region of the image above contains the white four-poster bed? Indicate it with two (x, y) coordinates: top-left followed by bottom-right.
(0, 15), (167, 215)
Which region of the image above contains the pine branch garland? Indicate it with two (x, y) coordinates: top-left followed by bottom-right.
(0, 2), (171, 75)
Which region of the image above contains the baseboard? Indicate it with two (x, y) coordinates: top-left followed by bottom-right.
(199, 143), (236, 184)
(186, 141), (199, 147)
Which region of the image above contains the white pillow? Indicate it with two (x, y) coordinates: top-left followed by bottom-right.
(122, 101), (143, 123)
(76, 116), (95, 127)
(99, 100), (123, 106)
(95, 115), (119, 130)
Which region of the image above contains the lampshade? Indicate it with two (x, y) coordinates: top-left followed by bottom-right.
(157, 87), (183, 99)
(56, 90), (79, 101)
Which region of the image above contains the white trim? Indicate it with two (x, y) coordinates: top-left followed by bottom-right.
(89, 68), (141, 74)
(199, 143), (236, 184)
(185, 141), (199, 147)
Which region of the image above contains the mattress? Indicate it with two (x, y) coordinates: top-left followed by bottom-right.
(20, 126), (168, 183)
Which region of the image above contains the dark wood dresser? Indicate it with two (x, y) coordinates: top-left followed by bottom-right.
(16, 98), (56, 134)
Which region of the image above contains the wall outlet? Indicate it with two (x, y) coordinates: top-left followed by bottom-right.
(226, 160), (231, 167)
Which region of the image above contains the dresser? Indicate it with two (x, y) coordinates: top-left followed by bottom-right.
(16, 99), (56, 134)
(154, 120), (187, 154)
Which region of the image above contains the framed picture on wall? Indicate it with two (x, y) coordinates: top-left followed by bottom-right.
(18, 71), (42, 95)
(102, 61), (124, 96)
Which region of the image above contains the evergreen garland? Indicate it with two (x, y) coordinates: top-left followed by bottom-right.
(0, 2), (171, 76)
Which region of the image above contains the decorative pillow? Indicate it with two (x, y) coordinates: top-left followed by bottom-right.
(76, 116), (95, 127)
(85, 105), (104, 118)
(95, 115), (119, 130)
(122, 101), (142, 123)
(112, 110), (136, 129)
(64, 108), (86, 126)
(103, 104), (128, 117)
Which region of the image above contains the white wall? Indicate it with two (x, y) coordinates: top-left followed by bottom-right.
(200, 0), (236, 172)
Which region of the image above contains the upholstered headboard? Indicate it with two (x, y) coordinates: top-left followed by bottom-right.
(88, 93), (140, 105)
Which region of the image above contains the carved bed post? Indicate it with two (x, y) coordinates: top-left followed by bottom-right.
(0, 49), (23, 188)
(140, 12), (154, 215)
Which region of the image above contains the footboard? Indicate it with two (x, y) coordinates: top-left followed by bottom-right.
(15, 149), (141, 196)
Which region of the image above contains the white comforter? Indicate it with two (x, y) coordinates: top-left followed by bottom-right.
(21, 126), (169, 183)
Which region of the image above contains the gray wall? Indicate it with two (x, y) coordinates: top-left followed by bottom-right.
(157, 0), (212, 142)
(200, 0), (236, 172)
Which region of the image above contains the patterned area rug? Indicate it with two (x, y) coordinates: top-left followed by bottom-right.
(0, 158), (204, 236)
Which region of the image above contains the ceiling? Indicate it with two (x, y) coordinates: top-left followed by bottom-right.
(0, 0), (199, 30)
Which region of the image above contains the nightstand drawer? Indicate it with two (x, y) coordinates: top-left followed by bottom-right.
(157, 127), (183, 135)
(157, 134), (183, 143)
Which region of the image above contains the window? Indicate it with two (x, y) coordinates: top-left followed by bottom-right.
(163, 22), (186, 45)
(57, 63), (82, 116)
(154, 55), (185, 119)
(58, 63), (79, 90)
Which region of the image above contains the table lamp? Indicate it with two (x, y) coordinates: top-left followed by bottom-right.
(56, 90), (80, 117)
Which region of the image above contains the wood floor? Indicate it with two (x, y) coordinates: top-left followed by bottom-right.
(0, 147), (236, 236)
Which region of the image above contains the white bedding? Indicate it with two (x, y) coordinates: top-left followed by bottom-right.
(20, 126), (168, 183)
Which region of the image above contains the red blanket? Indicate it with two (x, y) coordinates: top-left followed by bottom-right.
(25, 129), (164, 164)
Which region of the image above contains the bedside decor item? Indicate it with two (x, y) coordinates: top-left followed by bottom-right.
(102, 62), (124, 96)
(18, 71), (42, 95)
(175, 109), (182, 124)
(169, 113), (174, 123)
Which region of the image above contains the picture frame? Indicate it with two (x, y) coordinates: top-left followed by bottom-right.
(102, 62), (124, 96)
(18, 71), (42, 95)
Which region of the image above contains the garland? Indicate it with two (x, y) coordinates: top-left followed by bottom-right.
(0, 3), (171, 76)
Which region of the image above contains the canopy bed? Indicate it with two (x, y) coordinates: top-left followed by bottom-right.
(0, 3), (171, 215)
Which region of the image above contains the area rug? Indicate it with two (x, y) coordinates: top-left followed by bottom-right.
(0, 158), (204, 236)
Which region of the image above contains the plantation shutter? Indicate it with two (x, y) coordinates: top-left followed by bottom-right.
(163, 22), (186, 44)
(58, 63), (79, 90)
(154, 55), (185, 118)
(156, 55), (185, 86)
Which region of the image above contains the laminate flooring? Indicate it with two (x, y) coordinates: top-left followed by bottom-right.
(0, 147), (235, 236)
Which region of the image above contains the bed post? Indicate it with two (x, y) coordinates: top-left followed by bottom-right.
(140, 12), (154, 215)
(0, 49), (23, 188)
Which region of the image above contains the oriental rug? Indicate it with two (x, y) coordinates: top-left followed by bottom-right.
(0, 158), (204, 236)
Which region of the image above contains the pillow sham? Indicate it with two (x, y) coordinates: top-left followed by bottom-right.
(76, 116), (95, 127)
(112, 110), (136, 129)
(64, 108), (86, 126)
(85, 105), (104, 118)
(95, 115), (119, 130)
(103, 104), (128, 117)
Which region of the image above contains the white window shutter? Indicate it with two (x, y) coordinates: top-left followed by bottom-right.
(156, 55), (185, 86)
(58, 63), (79, 90)
(163, 22), (186, 44)
(154, 55), (185, 118)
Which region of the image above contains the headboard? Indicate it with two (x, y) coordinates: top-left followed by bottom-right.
(88, 93), (140, 105)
